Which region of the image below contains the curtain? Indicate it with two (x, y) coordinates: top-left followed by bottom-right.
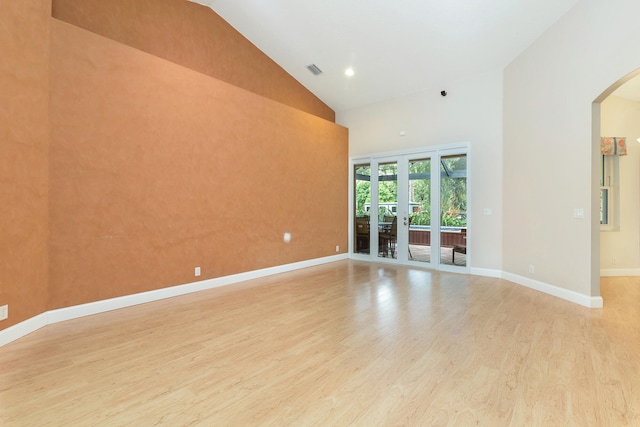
(600, 136), (627, 156)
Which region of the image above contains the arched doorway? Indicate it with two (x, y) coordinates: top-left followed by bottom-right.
(592, 68), (640, 298)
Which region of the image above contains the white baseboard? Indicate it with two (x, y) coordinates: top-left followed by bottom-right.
(0, 312), (48, 348)
(1, 254), (605, 347)
(501, 272), (603, 308)
(470, 267), (502, 278)
(442, 266), (600, 308)
(0, 254), (349, 348)
(600, 268), (640, 277)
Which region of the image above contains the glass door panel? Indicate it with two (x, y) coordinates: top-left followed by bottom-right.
(352, 146), (468, 271)
(407, 158), (431, 264)
(439, 154), (467, 267)
(353, 163), (371, 255)
(377, 161), (398, 260)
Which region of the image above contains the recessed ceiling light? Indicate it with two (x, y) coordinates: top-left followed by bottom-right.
(345, 67), (355, 77)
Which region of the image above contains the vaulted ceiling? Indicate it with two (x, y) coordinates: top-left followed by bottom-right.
(192, 0), (580, 112)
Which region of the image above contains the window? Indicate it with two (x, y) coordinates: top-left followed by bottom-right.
(600, 187), (609, 225)
(354, 164), (371, 254)
(600, 154), (618, 230)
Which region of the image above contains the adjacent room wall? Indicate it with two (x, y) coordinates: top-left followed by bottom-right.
(0, 0), (50, 329)
(504, 0), (640, 297)
(51, 0), (335, 122)
(600, 96), (640, 274)
(48, 20), (348, 309)
(338, 70), (504, 272)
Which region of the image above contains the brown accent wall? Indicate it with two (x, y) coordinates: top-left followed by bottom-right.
(51, 0), (335, 122)
(0, 0), (51, 329)
(0, 0), (346, 332)
(48, 21), (348, 309)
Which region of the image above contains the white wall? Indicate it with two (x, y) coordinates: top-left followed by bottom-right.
(337, 69), (504, 271)
(504, 0), (640, 297)
(600, 96), (640, 274)
(338, 0), (640, 303)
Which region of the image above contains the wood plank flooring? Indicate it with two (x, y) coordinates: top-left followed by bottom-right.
(1, 261), (638, 426)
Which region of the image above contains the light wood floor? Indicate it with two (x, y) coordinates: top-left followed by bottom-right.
(1, 261), (638, 426)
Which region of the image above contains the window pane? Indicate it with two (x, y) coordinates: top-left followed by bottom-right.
(354, 164), (371, 254)
(600, 188), (609, 225)
(378, 162), (398, 259)
(408, 158), (430, 263)
(440, 154), (467, 266)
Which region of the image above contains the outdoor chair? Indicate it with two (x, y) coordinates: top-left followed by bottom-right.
(379, 216), (397, 257)
(452, 228), (467, 263)
(355, 216), (370, 253)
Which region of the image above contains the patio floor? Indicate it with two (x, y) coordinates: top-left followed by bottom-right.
(408, 244), (466, 266)
(356, 244), (467, 267)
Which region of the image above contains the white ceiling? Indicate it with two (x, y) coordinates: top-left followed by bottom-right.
(191, 1), (585, 112)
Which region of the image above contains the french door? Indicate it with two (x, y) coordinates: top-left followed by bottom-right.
(352, 147), (468, 271)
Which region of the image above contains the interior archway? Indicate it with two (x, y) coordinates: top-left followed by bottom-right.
(592, 68), (640, 299)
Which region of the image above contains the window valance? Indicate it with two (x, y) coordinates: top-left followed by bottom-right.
(600, 137), (627, 156)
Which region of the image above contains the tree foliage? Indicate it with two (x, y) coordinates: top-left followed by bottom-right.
(354, 156), (466, 227)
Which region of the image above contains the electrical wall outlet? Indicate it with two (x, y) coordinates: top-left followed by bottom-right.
(336, 245), (340, 252)
(195, 267), (201, 277)
(0, 305), (8, 321)
(529, 265), (535, 274)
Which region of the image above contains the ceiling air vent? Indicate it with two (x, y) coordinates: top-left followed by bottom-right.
(307, 64), (323, 76)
